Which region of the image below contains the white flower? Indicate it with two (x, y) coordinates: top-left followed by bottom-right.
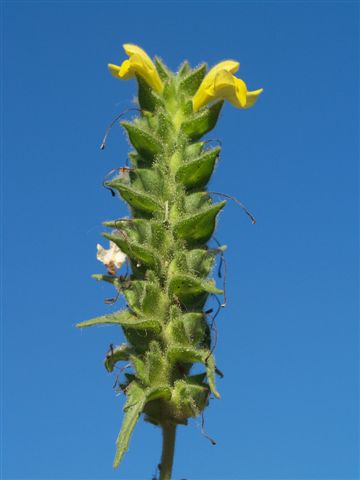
(96, 241), (126, 274)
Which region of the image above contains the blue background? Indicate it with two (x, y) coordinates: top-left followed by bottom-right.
(2, 1), (359, 479)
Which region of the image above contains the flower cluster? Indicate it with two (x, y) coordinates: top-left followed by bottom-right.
(108, 44), (262, 111)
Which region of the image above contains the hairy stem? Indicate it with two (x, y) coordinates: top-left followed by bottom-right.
(160, 423), (177, 480)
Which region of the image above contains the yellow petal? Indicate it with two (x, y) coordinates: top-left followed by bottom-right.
(129, 53), (163, 92)
(123, 44), (163, 92)
(192, 88), (214, 112)
(123, 43), (153, 64)
(108, 64), (121, 78)
(244, 88), (263, 108)
(192, 60), (240, 111)
(119, 59), (135, 79)
(233, 77), (248, 108)
(206, 60), (240, 84)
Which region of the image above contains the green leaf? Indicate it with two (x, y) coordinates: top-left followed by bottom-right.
(146, 385), (172, 402)
(103, 233), (162, 272)
(130, 355), (148, 384)
(168, 274), (222, 308)
(104, 344), (133, 373)
(146, 341), (167, 384)
(76, 310), (131, 328)
(121, 121), (163, 161)
(165, 317), (189, 345)
(169, 274), (222, 296)
(176, 147), (221, 189)
(185, 141), (204, 158)
(113, 382), (146, 468)
(181, 101), (224, 141)
(106, 182), (162, 215)
(157, 111), (174, 140)
(178, 64), (206, 96)
(184, 191), (211, 214)
(204, 353), (220, 399)
(181, 312), (210, 347)
(136, 75), (163, 112)
(79, 309), (162, 333)
(123, 280), (167, 319)
(174, 201), (226, 245)
(171, 379), (209, 418)
(167, 346), (220, 398)
(133, 167), (164, 196)
(154, 56), (172, 81)
(186, 249), (215, 277)
(177, 61), (191, 77)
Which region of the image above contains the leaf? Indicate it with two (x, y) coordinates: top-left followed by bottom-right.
(174, 201), (226, 245)
(177, 61), (191, 77)
(136, 75), (163, 112)
(103, 233), (162, 272)
(106, 182), (162, 216)
(113, 382), (146, 468)
(121, 121), (163, 161)
(181, 101), (224, 141)
(186, 249), (215, 277)
(168, 274), (222, 309)
(181, 312), (210, 347)
(167, 346), (220, 398)
(176, 147), (220, 189)
(134, 167), (164, 196)
(169, 274), (222, 296)
(130, 355), (148, 384)
(76, 310), (131, 329)
(146, 385), (172, 402)
(178, 64), (207, 96)
(123, 280), (167, 319)
(146, 341), (167, 384)
(104, 344), (133, 373)
(154, 56), (172, 81)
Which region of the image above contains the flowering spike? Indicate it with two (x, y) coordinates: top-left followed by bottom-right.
(79, 45), (263, 479)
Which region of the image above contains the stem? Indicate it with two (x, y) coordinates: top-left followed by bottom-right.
(160, 423), (177, 480)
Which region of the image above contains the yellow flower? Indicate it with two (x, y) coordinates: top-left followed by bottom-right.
(193, 59), (263, 111)
(108, 44), (163, 93)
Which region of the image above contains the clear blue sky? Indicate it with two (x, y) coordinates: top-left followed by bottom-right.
(2, 2), (359, 479)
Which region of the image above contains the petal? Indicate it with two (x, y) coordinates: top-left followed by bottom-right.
(206, 60), (240, 83)
(192, 88), (214, 112)
(126, 54), (162, 92)
(233, 77), (248, 108)
(244, 88), (263, 108)
(123, 43), (153, 64)
(192, 60), (240, 111)
(123, 43), (163, 92)
(119, 59), (135, 80)
(108, 64), (121, 78)
(96, 244), (108, 263)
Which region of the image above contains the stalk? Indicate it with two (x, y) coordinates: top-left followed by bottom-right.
(160, 423), (177, 480)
